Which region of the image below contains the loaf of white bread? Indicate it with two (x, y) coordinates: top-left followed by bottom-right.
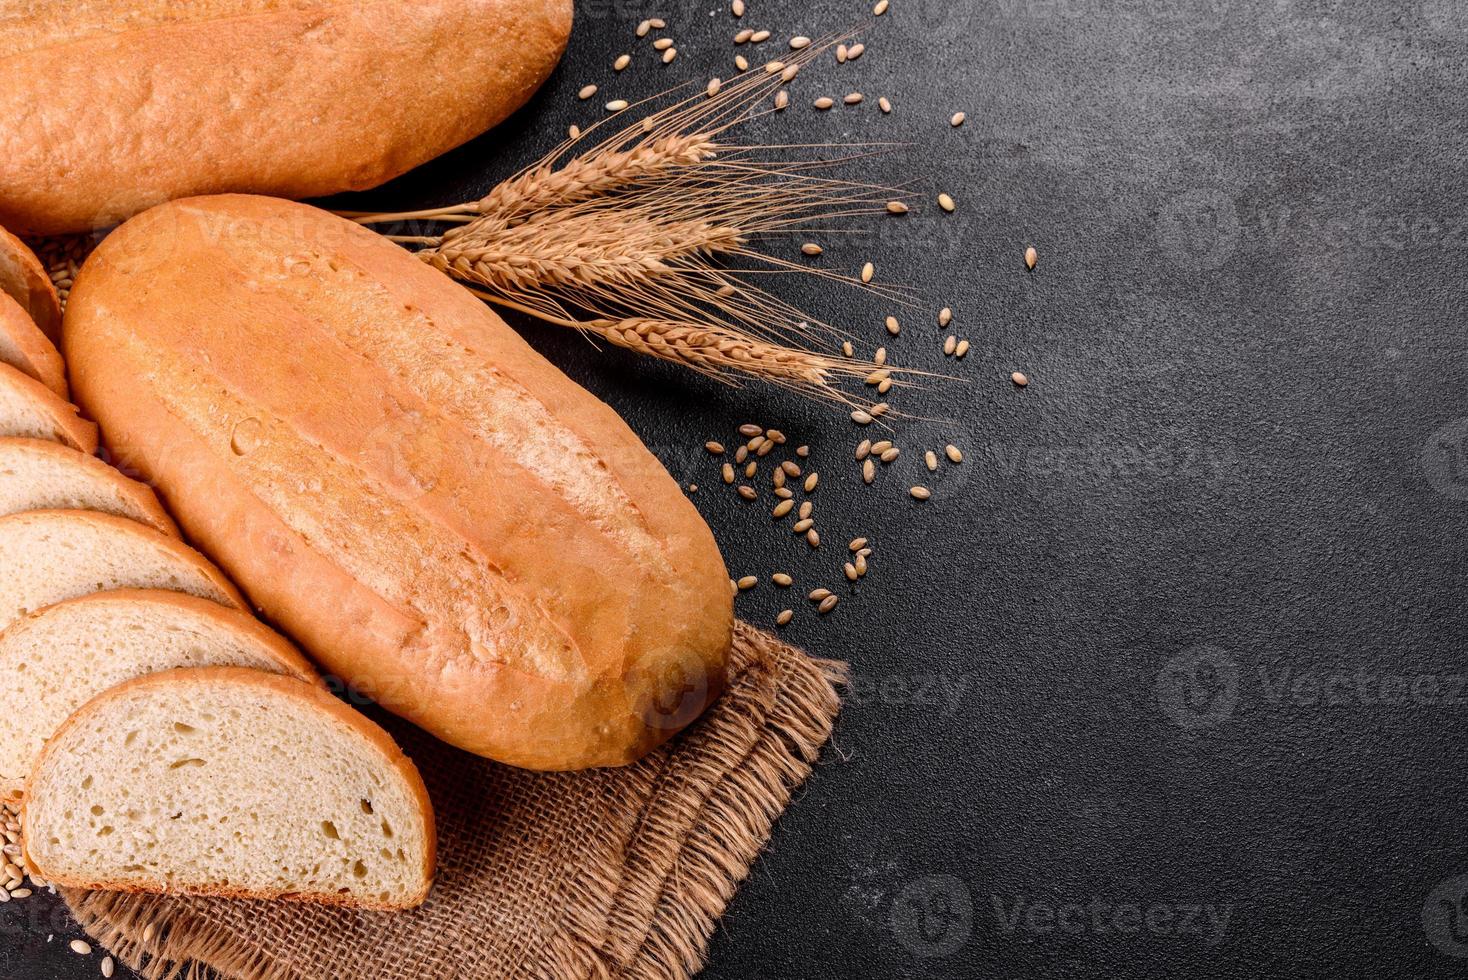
(0, 228), (435, 907)
(65, 195), (736, 771)
(0, 0), (573, 234)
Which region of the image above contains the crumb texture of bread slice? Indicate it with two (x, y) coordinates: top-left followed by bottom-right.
(24, 667), (434, 909)
(0, 363), (96, 452)
(0, 226), (61, 339)
(0, 510), (243, 632)
(0, 589), (315, 796)
(0, 292), (66, 397)
(0, 439), (177, 534)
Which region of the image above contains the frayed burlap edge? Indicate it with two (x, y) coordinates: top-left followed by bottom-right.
(63, 625), (845, 980)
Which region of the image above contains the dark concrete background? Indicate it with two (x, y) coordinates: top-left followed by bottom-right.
(7, 0), (1468, 976)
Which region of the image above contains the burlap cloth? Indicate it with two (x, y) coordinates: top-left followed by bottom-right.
(60, 624), (844, 980)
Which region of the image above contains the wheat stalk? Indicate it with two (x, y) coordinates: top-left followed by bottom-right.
(345, 33), (918, 401)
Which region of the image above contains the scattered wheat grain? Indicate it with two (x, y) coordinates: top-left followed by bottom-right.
(578, 84), (598, 100)
(910, 486), (932, 500)
(814, 96), (834, 109)
(879, 96), (892, 113)
(951, 111), (966, 126)
(790, 35), (811, 49)
(662, 47), (678, 63)
(938, 193), (956, 212)
(819, 594), (838, 613)
(885, 315), (900, 335)
(844, 92), (864, 105)
(773, 499), (794, 518)
(874, 0), (890, 13)
(775, 90), (789, 109)
(945, 444), (963, 463)
(71, 940), (92, 955)
(844, 562), (859, 581)
(862, 261), (874, 282)
(944, 335), (957, 355)
(606, 99), (629, 112)
(615, 53), (631, 70)
(801, 242), (824, 255)
(773, 572), (793, 586)
(1012, 371), (1029, 386)
(1025, 245), (1038, 269)
(738, 485), (757, 500)
(751, 29), (771, 41)
(707, 77), (722, 97)
(955, 339), (970, 358)
(777, 609), (793, 626)
(722, 463), (736, 483)
(851, 409), (874, 425)
(939, 307), (952, 326)
(863, 458), (876, 483)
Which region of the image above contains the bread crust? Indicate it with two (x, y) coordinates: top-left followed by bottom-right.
(0, 0), (573, 235)
(0, 588), (319, 800)
(0, 362), (97, 453)
(0, 509), (247, 611)
(0, 437), (177, 534)
(0, 227), (61, 340)
(0, 293), (65, 396)
(23, 665), (436, 910)
(65, 195), (735, 771)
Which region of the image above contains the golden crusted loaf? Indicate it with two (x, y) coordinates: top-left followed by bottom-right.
(0, 0), (573, 234)
(64, 195), (735, 770)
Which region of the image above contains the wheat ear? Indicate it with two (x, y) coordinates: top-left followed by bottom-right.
(346, 33), (918, 401)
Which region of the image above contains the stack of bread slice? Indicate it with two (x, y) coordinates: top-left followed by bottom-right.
(0, 230), (434, 910)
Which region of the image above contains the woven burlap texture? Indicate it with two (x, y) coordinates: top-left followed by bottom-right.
(61, 623), (844, 980)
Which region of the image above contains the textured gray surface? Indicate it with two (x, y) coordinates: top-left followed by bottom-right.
(8, 0), (1468, 977)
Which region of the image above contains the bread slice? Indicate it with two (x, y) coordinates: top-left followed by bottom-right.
(0, 362), (96, 452)
(0, 510), (243, 632)
(0, 589), (317, 798)
(0, 226), (61, 341)
(0, 292), (65, 397)
(0, 439), (176, 534)
(24, 667), (436, 909)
